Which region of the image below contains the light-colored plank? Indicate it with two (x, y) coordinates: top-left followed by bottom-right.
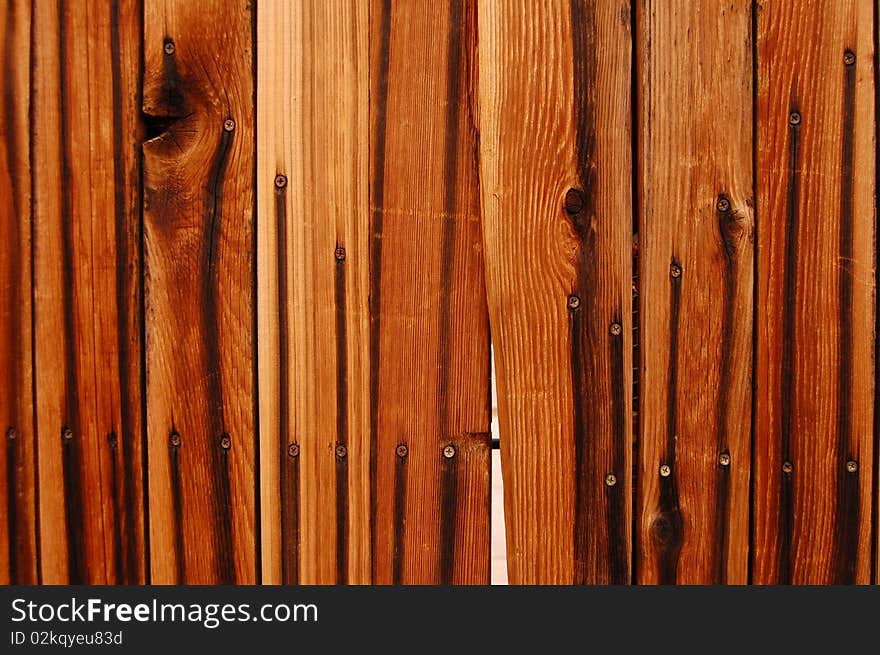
(754, 0), (874, 584)
(479, 0), (632, 584)
(257, 0), (371, 585)
(635, 0), (753, 584)
(370, 0), (491, 584)
(0, 0), (37, 585)
(143, 0), (256, 584)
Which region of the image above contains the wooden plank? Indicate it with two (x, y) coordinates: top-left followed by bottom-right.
(257, 0), (371, 585)
(30, 0), (146, 584)
(754, 0), (875, 584)
(143, 0), (256, 583)
(479, 0), (632, 584)
(0, 0), (38, 585)
(635, 0), (753, 584)
(370, 0), (491, 584)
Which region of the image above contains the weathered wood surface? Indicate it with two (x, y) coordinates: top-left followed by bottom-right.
(479, 0), (633, 584)
(0, 0), (38, 585)
(143, 0), (256, 584)
(369, 0), (491, 584)
(28, 0), (146, 584)
(635, 0), (753, 584)
(753, 0), (875, 584)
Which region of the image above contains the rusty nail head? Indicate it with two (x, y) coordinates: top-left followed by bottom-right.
(846, 460), (858, 473)
(844, 50), (856, 66)
(287, 442), (299, 458)
(274, 174), (287, 189)
(789, 111), (801, 126)
(164, 40), (175, 55)
(670, 264), (682, 279)
(62, 427), (74, 441)
(170, 431), (181, 447)
(564, 188), (585, 215)
(443, 444), (456, 459)
(335, 247), (346, 261)
(605, 473), (617, 487)
(659, 464), (671, 477)
(223, 118), (236, 132)
(782, 461), (793, 474)
(220, 434), (231, 450)
(6, 427), (16, 440)
(396, 444), (408, 458)
(717, 196), (731, 213)
(567, 295), (581, 310)
(719, 452), (731, 467)
(610, 323), (622, 336)
(335, 444), (347, 459)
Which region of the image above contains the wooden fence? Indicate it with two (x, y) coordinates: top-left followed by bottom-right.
(0, 0), (877, 585)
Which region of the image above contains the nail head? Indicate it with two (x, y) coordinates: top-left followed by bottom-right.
(846, 460), (858, 473)
(223, 118), (236, 132)
(169, 431), (181, 447)
(396, 444), (408, 458)
(287, 442), (299, 458)
(716, 196), (731, 213)
(62, 427), (74, 442)
(605, 473), (617, 487)
(164, 40), (175, 55)
(610, 322), (622, 336)
(670, 264), (682, 279)
(719, 452), (731, 467)
(789, 111), (801, 126)
(220, 434), (231, 450)
(844, 50), (856, 66)
(6, 427), (16, 440)
(335, 247), (346, 261)
(659, 464), (671, 477)
(782, 461), (793, 474)
(274, 174), (287, 189)
(335, 444), (348, 459)
(443, 444), (456, 459)
(567, 295), (581, 310)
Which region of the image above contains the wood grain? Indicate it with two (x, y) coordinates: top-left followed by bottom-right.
(257, 0), (371, 585)
(753, 0), (875, 584)
(479, 0), (632, 584)
(370, 0), (491, 584)
(30, 0), (146, 584)
(143, 0), (256, 584)
(635, 0), (753, 584)
(0, 0), (37, 585)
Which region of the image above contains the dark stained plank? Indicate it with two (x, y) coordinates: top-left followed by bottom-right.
(478, 0), (633, 584)
(754, 0), (875, 584)
(143, 0), (256, 584)
(635, 0), (753, 584)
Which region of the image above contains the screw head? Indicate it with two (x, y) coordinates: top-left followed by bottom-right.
(396, 444), (408, 458)
(220, 434), (231, 450)
(163, 40), (175, 55)
(274, 174), (287, 189)
(169, 431), (181, 447)
(223, 118), (236, 132)
(659, 464), (671, 477)
(846, 460), (858, 473)
(844, 50), (856, 66)
(670, 264), (682, 279)
(334, 247), (346, 261)
(789, 111), (801, 126)
(782, 461), (793, 474)
(287, 442), (299, 458)
(6, 427), (16, 440)
(610, 322), (622, 336)
(62, 427), (74, 442)
(605, 473), (617, 487)
(719, 452), (731, 467)
(335, 444), (348, 459)
(716, 196), (731, 213)
(442, 444), (456, 459)
(567, 295), (581, 310)
(563, 188), (585, 215)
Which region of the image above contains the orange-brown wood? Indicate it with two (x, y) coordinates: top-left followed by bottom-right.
(30, 0), (146, 584)
(370, 0), (491, 584)
(0, 0), (38, 585)
(635, 0), (753, 584)
(143, 0), (256, 583)
(479, 0), (633, 584)
(754, 0), (875, 584)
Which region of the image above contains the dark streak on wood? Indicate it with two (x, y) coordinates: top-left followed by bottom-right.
(61, 428), (85, 583)
(369, 0), (392, 581)
(569, 0), (601, 586)
(607, 320), (627, 584)
(168, 430), (184, 583)
(107, 432), (123, 583)
(834, 56), (858, 585)
(438, 445), (458, 584)
(437, 0), (464, 585)
(779, 100), (801, 585)
(275, 182), (297, 584)
(654, 257), (683, 585)
(6, 430), (18, 582)
(335, 249), (349, 585)
(392, 446), (406, 584)
(214, 436), (234, 582)
(109, 0), (138, 584)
